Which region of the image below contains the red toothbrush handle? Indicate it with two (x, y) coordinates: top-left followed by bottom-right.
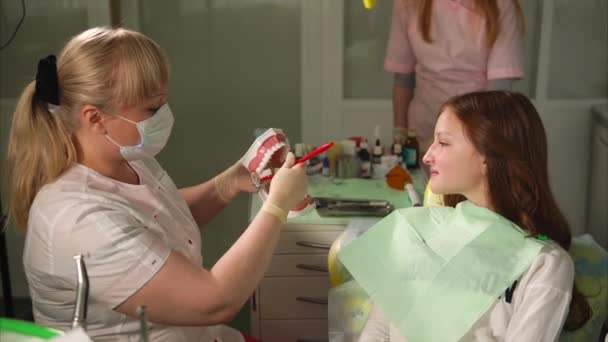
(258, 142), (334, 183)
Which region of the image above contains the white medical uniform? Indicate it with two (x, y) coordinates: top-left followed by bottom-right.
(23, 157), (245, 342)
(359, 243), (574, 341)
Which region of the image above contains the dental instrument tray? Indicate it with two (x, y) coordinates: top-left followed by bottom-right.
(314, 197), (394, 217)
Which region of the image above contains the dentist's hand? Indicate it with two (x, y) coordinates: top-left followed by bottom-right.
(266, 152), (308, 212)
(214, 162), (258, 203)
(221, 142), (286, 197)
(229, 162), (258, 194)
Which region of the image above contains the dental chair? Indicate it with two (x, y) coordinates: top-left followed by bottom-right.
(559, 234), (608, 342)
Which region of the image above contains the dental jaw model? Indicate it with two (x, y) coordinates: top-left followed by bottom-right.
(241, 128), (315, 218)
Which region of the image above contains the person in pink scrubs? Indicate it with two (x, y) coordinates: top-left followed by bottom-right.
(386, 0), (525, 153)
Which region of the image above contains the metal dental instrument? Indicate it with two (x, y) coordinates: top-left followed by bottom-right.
(137, 305), (149, 342)
(72, 254), (89, 330)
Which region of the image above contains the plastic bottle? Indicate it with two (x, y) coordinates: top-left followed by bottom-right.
(391, 136), (403, 165)
(322, 155), (330, 176)
(403, 129), (420, 168)
(294, 143), (305, 160)
(327, 143), (342, 176)
(339, 140), (360, 178)
(372, 125), (384, 164)
(358, 141), (371, 178)
(372, 139), (383, 165)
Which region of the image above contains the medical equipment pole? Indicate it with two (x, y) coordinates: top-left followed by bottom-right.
(0, 195), (15, 318)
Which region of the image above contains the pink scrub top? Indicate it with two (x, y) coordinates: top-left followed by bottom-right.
(385, 0), (524, 150)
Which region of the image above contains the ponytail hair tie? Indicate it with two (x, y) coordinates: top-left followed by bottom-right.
(34, 55), (60, 106)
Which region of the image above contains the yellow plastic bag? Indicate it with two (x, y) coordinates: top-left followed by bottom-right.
(362, 0), (377, 10)
(328, 280), (373, 342)
(423, 180), (444, 207)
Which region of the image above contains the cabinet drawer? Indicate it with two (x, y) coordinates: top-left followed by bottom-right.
(267, 254), (329, 277)
(261, 319), (328, 342)
(260, 277), (330, 319)
(276, 231), (342, 254)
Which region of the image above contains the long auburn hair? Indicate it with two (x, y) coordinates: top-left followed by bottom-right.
(441, 91), (591, 331)
(417, 0), (524, 48)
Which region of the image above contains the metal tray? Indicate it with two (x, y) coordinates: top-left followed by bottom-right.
(314, 197), (394, 217)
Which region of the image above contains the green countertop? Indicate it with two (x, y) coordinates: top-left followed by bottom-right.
(250, 169), (428, 225)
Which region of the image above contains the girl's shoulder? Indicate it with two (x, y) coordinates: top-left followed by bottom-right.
(520, 241), (575, 292)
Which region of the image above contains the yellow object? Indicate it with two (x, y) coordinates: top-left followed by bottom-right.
(343, 294), (372, 333)
(328, 225), (372, 287)
(423, 180), (444, 207)
(362, 0), (377, 10)
(328, 280), (373, 339)
(326, 143), (342, 176)
(328, 233), (353, 286)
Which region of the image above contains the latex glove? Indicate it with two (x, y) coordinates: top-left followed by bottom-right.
(214, 162), (258, 202)
(266, 152), (308, 212)
(227, 161), (258, 194)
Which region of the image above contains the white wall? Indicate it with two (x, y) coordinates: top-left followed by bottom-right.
(536, 102), (602, 235)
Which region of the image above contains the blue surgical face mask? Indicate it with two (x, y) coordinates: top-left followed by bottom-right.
(105, 103), (174, 161)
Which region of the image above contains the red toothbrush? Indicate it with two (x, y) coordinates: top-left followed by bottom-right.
(259, 142), (334, 182)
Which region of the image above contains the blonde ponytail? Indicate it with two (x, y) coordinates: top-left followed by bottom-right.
(6, 27), (169, 230)
(7, 82), (77, 229)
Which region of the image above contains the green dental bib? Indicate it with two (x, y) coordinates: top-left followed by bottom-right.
(338, 201), (544, 341)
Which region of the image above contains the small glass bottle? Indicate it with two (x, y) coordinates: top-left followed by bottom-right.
(294, 143), (305, 160)
(372, 138), (383, 165)
(358, 141), (371, 178)
(391, 137), (403, 165)
(322, 155), (330, 176)
(403, 130), (420, 169)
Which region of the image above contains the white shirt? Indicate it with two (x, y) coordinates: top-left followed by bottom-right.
(359, 244), (574, 342)
(23, 157), (244, 342)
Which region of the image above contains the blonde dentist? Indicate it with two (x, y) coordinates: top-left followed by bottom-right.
(8, 27), (307, 341)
